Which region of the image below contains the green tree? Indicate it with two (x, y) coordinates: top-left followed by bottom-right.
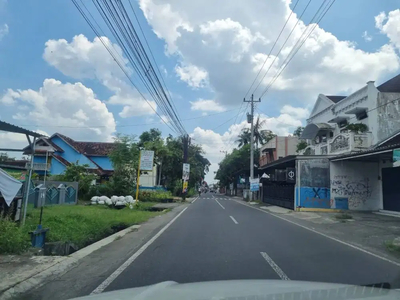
(59, 162), (97, 200)
(293, 126), (304, 137)
(236, 128), (251, 147)
(108, 134), (139, 196)
(296, 140), (308, 153)
(253, 116), (266, 148)
(260, 129), (276, 146)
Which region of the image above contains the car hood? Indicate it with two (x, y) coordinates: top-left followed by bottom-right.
(72, 280), (399, 300)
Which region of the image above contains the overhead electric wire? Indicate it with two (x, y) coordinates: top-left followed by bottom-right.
(73, 0), (186, 135)
(259, 0), (336, 99)
(128, 0), (182, 124)
(71, 0), (178, 134)
(252, 0), (314, 96)
(18, 106), (242, 129)
(244, 0), (301, 99)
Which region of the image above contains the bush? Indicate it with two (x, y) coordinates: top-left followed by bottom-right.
(137, 190), (173, 202)
(187, 188), (196, 197)
(0, 219), (30, 254)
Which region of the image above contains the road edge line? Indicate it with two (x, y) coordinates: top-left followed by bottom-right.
(90, 206), (189, 294)
(232, 199), (400, 268)
(260, 252), (290, 280)
(191, 196), (199, 203)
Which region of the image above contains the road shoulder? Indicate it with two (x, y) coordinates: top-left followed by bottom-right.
(5, 203), (188, 300)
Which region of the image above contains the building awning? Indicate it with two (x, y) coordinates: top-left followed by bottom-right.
(328, 116), (348, 123)
(345, 107), (367, 115)
(0, 120), (43, 138)
(300, 123), (334, 140)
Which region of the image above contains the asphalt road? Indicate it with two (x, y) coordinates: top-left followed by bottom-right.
(104, 194), (400, 292)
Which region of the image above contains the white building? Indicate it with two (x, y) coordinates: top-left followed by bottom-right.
(300, 73), (400, 211)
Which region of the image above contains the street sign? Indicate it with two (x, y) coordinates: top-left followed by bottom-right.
(286, 168), (296, 183)
(250, 178), (259, 192)
(182, 163), (190, 180)
(140, 150), (155, 171)
(393, 149), (400, 167)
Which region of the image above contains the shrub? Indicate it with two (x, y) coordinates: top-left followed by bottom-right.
(137, 190), (173, 202)
(0, 219), (30, 254)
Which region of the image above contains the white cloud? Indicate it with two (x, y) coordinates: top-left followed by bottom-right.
(190, 105), (307, 183)
(43, 35), (156, 118)
(190, 99), (225, 112)
(375, 9), (400, 49)
(139, 0), (400, 108)
(0, 79), (116, 142)
(280, 105), (309, 119)
(175, 63), (208, 88)
(362, 31), (372, 42)
(0, 23), (8, 41)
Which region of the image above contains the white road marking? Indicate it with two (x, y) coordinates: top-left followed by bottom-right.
(230, 216), (239, 224)
(215, 199), (225, 210)
(191, 196), (199, 203)
(90, 207), (188, 294)
(260, 252), (290, 280)
(232, 199), (400, 268)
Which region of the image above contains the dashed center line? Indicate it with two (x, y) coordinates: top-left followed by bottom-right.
(260, 252), (290, 280)
(230, 216), (238, 224)
(215, 199), (225, 210)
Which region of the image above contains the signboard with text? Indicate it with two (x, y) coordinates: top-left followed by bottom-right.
(250, 178), (259, 192)
(140, 150), (155, 171)
(182, 163), (190, 180)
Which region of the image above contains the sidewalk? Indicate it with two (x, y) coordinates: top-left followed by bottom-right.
(236, 199), (400, 264)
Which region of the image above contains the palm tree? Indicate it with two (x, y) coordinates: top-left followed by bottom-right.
(253, 116), (266, 149)
(236, 128), (251, 147)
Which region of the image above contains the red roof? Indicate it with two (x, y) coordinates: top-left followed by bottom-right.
(56, 133), (116, 156)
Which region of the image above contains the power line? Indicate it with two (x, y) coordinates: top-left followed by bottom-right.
(244, 0), (301, 98)
(17, 107), (242, 129)
(259, 0), (336, 98)
(252, 0), (314, 96)
(71, 0), (178, 134)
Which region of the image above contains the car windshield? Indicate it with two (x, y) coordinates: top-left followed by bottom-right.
(1, 1), (400, 300)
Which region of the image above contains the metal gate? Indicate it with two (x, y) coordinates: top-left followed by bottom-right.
(382, 167), (400, 212)
(262, 182), (294, 209)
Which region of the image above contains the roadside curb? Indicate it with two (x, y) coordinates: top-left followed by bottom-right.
(0, 224), (141, 300)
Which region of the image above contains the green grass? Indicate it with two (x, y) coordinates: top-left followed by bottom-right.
(384, 240), (400, 254)
(0, 202), (164, 254)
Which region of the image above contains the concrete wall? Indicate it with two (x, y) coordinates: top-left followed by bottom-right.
(377, 92), (400, 143)
(296, 158), (331, 208)
(50, 159), (66, 175)
(89, 156), (113, 170)
(330, 161), (381, 210)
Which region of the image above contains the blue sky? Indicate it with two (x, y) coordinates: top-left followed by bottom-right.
(1, 0), (400, 181)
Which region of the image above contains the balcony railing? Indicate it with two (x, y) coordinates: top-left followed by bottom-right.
(25, 163), (50, 171)
(299, 132), (372, 156)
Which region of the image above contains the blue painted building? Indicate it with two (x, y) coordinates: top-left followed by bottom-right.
(23, 133), (116, 180)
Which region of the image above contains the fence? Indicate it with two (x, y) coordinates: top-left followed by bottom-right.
(28, 180), (79, 206)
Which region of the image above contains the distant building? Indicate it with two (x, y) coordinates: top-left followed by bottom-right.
(259, 136), (299, 168)
(23, 133), (116, 182)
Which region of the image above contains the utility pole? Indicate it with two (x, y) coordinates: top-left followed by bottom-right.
(244, 94), (261, 201)
(182, 134), (190, 200)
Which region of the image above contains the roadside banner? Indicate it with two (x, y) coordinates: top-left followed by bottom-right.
(250, 178), (259, 192)
(182, 163), (190, 180)
(140, 150), (155, 171)
(182, 181), (188, 193)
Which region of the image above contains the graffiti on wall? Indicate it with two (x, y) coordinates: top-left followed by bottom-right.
(331, 175), (372, 208)
(300, 187), (331, 208)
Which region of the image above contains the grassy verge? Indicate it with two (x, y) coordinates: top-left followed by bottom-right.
(0, 202), (164, 255)
(384, 240), (400, 254)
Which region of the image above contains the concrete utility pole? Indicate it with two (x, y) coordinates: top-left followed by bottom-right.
(244, 94), (261, 201)
(182, 134), (190, 200)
